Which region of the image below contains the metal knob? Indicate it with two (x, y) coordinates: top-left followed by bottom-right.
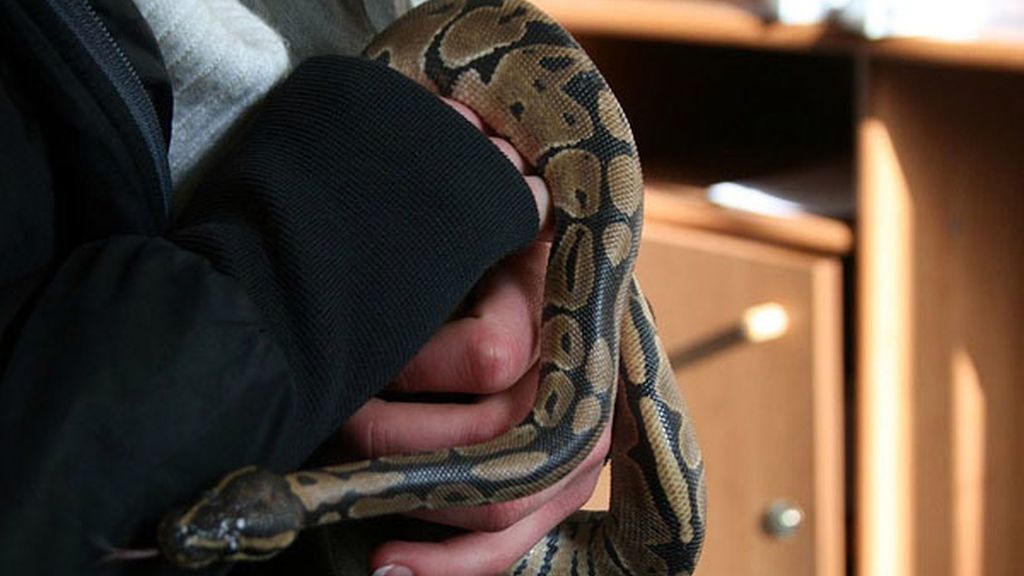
(762, 501), (804, 539)
(741, 302), (790, 343)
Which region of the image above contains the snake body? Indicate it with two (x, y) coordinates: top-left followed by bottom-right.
(158, 1), (706, 573)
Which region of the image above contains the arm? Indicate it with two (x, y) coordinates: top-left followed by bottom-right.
(0, 55), (538, 575)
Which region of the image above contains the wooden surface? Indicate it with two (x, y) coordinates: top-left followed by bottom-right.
(587, 222), (846, 576)
(532, 0), (853, 53)
(644, 182), (853, 255)
(857, 61), (1024, 576)
(533, 0), (1024, 72)
(869, 37), (1024, 74)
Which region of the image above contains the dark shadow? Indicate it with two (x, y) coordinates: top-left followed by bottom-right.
(668, 325), (747, 369)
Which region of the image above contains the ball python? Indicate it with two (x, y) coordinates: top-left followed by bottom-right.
(157, 0), (706, 573)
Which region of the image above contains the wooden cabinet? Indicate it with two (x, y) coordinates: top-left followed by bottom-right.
(638, 222), (844, 576)
(585, 206), (848, 576)
(858, 61), (1024, 576)
(536, 1), (1024, 574)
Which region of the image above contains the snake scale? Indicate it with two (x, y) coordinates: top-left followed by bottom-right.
(158, 1), (706, 573)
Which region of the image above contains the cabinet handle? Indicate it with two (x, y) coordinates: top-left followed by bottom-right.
(742, 302), (790, 343)
(762, 500), (804, 539)
(669, 302), (790, 367)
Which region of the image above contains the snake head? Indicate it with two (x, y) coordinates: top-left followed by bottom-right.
(158, 467), (306, 569)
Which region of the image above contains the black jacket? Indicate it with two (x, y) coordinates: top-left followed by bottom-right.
(0, 0), (538, 574)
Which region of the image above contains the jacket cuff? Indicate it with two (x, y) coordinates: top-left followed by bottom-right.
(172, 55), (538, 452)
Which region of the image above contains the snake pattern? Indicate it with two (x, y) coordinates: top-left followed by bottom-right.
(158, 1), (706, 573)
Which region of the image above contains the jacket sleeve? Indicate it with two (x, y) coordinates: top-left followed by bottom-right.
(0, 55), (539, 575)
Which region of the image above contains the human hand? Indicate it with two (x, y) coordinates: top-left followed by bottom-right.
(336, 99), (612, 576)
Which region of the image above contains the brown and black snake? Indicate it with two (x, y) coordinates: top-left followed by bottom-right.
(157, 1), (707, 573)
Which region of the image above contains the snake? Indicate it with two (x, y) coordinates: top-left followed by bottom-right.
(157, 1), (706, 573)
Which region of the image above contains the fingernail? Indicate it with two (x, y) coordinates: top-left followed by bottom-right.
(371, 565), (414, 576)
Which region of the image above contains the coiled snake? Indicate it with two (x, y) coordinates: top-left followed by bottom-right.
(158, 1), (707, 573)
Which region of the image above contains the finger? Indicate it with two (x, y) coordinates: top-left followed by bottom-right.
(486, 126), (551, 235)
(487, 138), (551, 234)
(390, 244), (548, 396)
(340, 365), (539, 458)
(408, 415), (611, 533)
(524, 175), (552, 237)
(441, 99), (525, 172)
(440, 98), (550, 235)
(442, 97), (486, 132)
(371, 464), (604, 576)
(390, 316), (534, 396)
(488, 137), (527, 172)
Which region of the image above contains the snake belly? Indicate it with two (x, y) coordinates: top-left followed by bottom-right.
(157, 1), (706, 574)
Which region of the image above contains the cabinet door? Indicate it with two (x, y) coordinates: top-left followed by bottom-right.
(857, 61), (1024, 576)
(586, 221), (844, 576)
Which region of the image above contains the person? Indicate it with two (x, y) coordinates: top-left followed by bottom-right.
(0, 0), (611, 575)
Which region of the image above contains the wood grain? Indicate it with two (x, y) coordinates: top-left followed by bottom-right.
(858, 60), (1024, 576)
(532, 0), (854, 53)
(588, 222), (845, 576)
(533, 0), (1024, 73)
(645, 182), (853, 256)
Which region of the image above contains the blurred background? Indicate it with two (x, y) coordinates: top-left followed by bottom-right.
(537, 1), (1024, 575)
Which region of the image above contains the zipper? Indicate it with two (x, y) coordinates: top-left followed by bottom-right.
(44, 0), (173, 214)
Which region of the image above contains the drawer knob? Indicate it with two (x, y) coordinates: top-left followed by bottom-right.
(668, 301), (791, 367)
(742, 302), (790, 343)
(762, 500), (804, 538)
